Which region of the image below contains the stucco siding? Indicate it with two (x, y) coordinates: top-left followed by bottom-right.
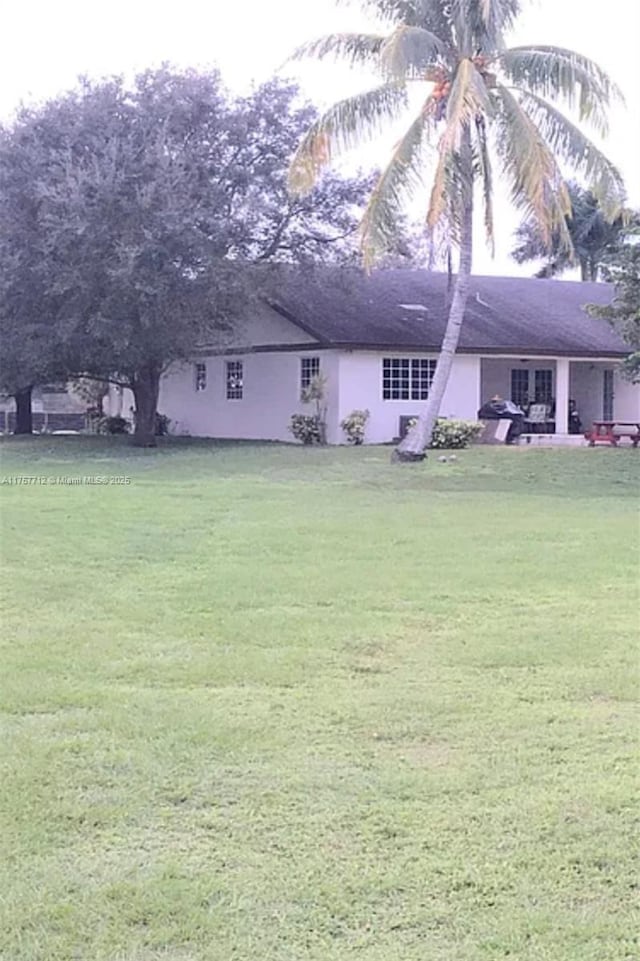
(336, 351), (481, 444)
(212, 301), (317, 349)
(158, 350), (341, 442)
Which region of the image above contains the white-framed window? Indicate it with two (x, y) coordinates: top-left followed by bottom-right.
(382, 358), (436, 400)
(510, 368), (529, 407)
(194, 362), (207, 392)
(534, 369), (553, 404)
(300, 356), (320, 394)
(226, 360), (243, 400)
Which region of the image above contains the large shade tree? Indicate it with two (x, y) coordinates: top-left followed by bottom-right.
(289, 0), (626, 459)
(0, 125), (72, 433)
(0, 70), (377, 444)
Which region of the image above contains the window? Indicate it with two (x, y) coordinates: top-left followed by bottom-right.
(300, 356), (320, 394)
(534, 369), (553, 404)
(226, 360), (243, 400)
(382, 358), (436, 400)
(510, 369), (529, 407)
(194, 362), (207, 392)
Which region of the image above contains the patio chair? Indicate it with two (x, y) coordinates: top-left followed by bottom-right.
(526, 403), (549, 433)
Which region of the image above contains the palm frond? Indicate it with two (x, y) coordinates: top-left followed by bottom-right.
(360, 103), (435, 269)
(379, 24), (451, 78)
(477, 0), (521, 32)
(514, 89), (626, 221)
(288, 83), (408, 196)
(450, 0), (520, 52)
(290, 33), (386, 70)
(425, 144), (452, 231)
(492, 85), (573, 250)
(424, 59), (490, 233)
(474, 116), (494, 253)
(498, 46), (624, 135)
(441, 58), (493, 152)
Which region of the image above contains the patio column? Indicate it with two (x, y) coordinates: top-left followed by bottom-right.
(556, 358), (569, 434)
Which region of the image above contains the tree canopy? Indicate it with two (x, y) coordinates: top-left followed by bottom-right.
(0, 68), (377, 443)
(587, 227), (640, 381)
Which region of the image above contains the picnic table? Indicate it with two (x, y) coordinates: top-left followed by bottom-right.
(584, 421), (640, 447)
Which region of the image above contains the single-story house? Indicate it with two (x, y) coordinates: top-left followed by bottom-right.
(109, 270), (640, 444)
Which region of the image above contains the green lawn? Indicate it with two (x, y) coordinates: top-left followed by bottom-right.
(0, 438), (638, 961)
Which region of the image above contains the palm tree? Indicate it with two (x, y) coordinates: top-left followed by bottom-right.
(288, 0), (626, 459)
(512, 181), (628, 281)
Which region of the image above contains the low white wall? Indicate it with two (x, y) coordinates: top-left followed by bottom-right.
(158, 350), (342, 442)
(336, 351), (481, 444)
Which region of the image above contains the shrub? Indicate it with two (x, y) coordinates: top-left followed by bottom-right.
(289, 413), (322, 445)
(407, 417), (484, 449)
(155, 412), (171, 436)
(101, 415), (130, 435)
(291, 373), (328, 445)
(340, 409), (370, 445)
(300, 374), (328, 445)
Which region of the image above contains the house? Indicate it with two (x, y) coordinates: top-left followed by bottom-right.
(111, 270), (640, 444)
(0, 383), (87, 433)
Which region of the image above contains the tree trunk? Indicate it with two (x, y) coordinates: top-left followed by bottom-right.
(394, 148), (474, 462)
(131, 364), (161, 447)
(13, 386), (34, 435)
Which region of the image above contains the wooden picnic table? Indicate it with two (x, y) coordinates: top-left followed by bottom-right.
(584, 421), (640, 447)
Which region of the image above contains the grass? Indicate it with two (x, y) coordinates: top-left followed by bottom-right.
(0, 437), (638, 961)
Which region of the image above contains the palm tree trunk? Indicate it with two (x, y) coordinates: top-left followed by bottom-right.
(394, 173), (474, 462)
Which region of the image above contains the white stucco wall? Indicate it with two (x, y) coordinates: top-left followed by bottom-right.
(336, 351), (481, 444)
(211, 301), (317, 349)
(158, 350), (342, 443)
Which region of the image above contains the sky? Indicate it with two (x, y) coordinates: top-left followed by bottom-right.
(2, 0), (639, 276)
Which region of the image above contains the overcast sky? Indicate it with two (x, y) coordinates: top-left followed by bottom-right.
(2, 0), (639, 275)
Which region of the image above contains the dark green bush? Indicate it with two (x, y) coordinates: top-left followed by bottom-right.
(102, 416), (130, 435)
(155, 413), (171, 436)
(407, 417), (484, 449)
(289, 414), (322, 445)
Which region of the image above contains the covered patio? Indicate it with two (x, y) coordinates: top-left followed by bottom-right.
(479, 356), (622, 438)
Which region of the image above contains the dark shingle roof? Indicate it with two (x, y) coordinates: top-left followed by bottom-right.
(270, 269), (626, 357)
